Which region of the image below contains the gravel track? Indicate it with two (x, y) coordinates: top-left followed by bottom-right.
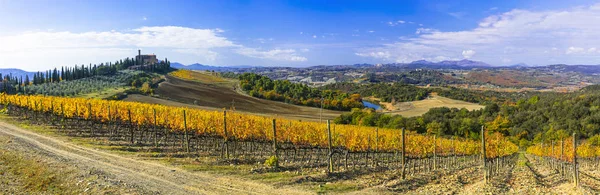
(0, 121), (309, 195)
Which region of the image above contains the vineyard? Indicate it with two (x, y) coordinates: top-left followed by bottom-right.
(527, 136), (600, 188)
(1, 94), (523, 190)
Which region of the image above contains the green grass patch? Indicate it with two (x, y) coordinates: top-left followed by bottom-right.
(76, 86), (132, 99)
(314, 182), (360, 194)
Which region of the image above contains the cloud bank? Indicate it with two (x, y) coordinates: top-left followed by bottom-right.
(0, 26), (307, 70)
(357, 4), (600, 65)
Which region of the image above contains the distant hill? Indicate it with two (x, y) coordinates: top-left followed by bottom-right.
(0, 68), (35, 79)
(171, 62), (255, 72)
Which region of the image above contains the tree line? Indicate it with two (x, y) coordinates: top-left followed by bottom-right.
(323, 81), (537, 105)
(335, 85), (600, 147)
(321, 82), (429, 102)
(1, 56), (171, 94)
(238, 73), (363, 111)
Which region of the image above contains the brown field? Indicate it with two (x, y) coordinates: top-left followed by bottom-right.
(124, 74), (343, 122)
(381, 94), (485, 117)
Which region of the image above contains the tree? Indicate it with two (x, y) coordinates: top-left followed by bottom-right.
(426, 121), (443, 136)
(140, 82), (153, 94)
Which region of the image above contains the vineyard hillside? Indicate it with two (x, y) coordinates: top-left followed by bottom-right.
(126, 71), (344, 121)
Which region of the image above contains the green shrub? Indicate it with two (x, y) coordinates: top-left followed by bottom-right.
(264, 156), (279, 167)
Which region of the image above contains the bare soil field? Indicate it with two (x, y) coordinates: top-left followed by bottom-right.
(381, 94), (485, 117)
(125, 75), (343, 122)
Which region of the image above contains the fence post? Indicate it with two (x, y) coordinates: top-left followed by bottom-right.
(327, 120), (333, 174)
(573, 133), (579, 187)
(481, 126), (487, 183)
(401, 128), (406, 180)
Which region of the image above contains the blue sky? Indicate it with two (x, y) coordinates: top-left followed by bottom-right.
(1, 0), (599, 71)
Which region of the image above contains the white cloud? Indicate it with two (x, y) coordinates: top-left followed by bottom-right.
(462, 50), (476, 59)
(565, 46), (600, 55)
(566, 47), (585, 54)
(312, 35), (317, 38)
(448, 12), (466, 19)
(415, 28), (438, 34)
(388, 20), (406, 26)
(356, 3), (600, 65)
(143, 16), (147, 21)
(0, 26), (306, 70)
(235, 48), (307, 62)
(368, 30), (375, 33)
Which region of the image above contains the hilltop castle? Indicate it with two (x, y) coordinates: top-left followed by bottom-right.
(136, 50), (158, 65)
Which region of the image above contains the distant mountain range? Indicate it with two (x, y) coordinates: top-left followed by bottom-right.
(170, 59), (600, 75)
(0, 68), (35, 79)
(170, 62), (254, 71)
(3, 59), (600, 79)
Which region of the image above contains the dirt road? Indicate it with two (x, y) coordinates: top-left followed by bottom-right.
(0, 121), (310, 195)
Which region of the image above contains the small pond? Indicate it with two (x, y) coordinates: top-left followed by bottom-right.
(362, 101), (382, 110)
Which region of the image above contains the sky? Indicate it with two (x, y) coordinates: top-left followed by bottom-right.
(1, 0), (600, 71)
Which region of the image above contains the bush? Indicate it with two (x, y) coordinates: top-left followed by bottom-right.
(264, 156), (279, 167)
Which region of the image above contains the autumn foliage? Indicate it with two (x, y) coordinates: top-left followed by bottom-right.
(1, 94), (517, 158)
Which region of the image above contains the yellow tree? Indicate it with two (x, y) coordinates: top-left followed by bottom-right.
(486, 115), (510, 135)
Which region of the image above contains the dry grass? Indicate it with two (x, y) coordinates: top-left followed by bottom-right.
(381, 94), (484, 117)
(169, 69), (231, 85)
(0, 136), (77, 194)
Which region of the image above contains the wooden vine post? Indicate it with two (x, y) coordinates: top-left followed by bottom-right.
(223, 110), (229, 159)
(272, 119), (279, 166)
(481, 126), (488, 183)
(60, 103), (65, 131)
(551, 140), (554, 169)
(88, 103), (93, 136)
(107, 105), (112, 136)
(560, 138), (564, 176)
(153, 108), (158, 147)
(375, 127), (379, 152)
(433, 135), (437, 170)
(327, 120), (333, 173)
(401, 128), (406, 180)
(128, 109), (133, 144)
(375, 127), (379, 166)
(183, 110), (190, 153)
(573, 133), (579, 187)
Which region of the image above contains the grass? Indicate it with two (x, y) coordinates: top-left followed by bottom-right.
(517, 152), (530, 167)
(169, 69), (236, 87)
(314, 183), (360, 194)
(0, 135), (83, 194)
(382, 94), (485, 117)
(76, 86), (131, 99)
